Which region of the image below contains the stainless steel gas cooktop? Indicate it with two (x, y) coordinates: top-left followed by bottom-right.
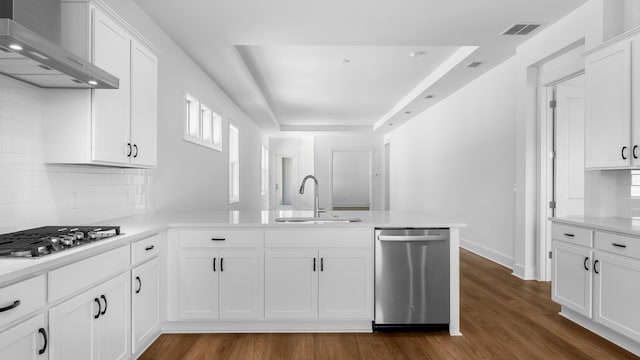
(0, 226), (121, 259)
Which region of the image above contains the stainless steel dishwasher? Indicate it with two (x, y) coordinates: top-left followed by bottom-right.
(373, 228), (450, 331)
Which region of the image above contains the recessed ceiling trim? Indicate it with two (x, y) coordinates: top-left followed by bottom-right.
(373, 45), (478, 131)
(280, 124), (372, 133)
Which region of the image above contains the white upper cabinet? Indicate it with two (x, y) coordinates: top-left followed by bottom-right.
(130, 40), (158, 167)
(92, 9), (132, 164)
(45, 1), (158, 168)
(585, 40), (631, 169)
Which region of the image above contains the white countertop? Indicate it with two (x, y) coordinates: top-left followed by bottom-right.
(552, 216), (640, 237)
(0, 210), (466, 286)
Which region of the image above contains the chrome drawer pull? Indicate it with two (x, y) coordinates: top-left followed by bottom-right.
(612, 243), (627, 248)
(145, 245), (155, 251)
(211, 238), (226, 241)
(563, 233), (575, 237)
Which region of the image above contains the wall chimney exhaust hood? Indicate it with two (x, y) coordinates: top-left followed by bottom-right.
(0, 0), (118, 89)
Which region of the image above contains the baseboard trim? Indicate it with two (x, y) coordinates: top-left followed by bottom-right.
(560, 307), (640, 356)
(161, 320), (373, 333)
(460, 237), (513, 270)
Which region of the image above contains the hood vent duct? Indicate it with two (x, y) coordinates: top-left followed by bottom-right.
(501, 24), (541, 36)
(0, 0), (118, 89)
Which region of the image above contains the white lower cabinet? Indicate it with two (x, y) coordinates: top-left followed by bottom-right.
(0, 314), (48, 359)
(265, 250), (318, 319)
(593, 250), (640, 342)
(132, 258), (160, 353)
(179, 249), (259, 320)
(551, 241), (593, 317)
(552, 223), (640, 351)
(49, 272), (130, 360)
(265, 249), (372, 320)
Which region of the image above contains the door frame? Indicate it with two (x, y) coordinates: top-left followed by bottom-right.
(538, 70), (584, 281)
(273, 152), (298, 210)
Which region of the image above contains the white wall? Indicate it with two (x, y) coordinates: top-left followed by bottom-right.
(387, 58), (518, 268)
(0, 76), (154, 233)
(314, 134), (384, 210)
(103, 0), (267, 211)
(388, 0), (637, 278)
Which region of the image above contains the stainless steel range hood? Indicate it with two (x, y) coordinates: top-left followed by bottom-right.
(0, 0), (118, 89)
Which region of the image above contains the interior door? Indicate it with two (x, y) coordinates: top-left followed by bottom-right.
(555, 82), (585, 217)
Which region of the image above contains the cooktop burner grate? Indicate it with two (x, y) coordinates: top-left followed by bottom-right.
(0, 226), (121, 258)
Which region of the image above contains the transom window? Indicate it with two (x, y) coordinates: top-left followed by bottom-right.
(184, 93), (222, 151)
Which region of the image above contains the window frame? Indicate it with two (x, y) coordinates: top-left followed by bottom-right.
(261, 145), (269, 195)
(183, 93), (222, 151)
(229, 124), (240, 204)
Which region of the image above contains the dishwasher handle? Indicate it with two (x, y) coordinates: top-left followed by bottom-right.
(377, 234), (448, 242)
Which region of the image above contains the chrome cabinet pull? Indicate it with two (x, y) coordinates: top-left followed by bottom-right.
(612, 243), (627, 248)
(594, 259), (600, 274)
(563, 233), (575, 237)
(145, 245), (154, 251)
(583, 257), (589, 271)
(622, 146), (628, 160)
(135, 276), (142, 294)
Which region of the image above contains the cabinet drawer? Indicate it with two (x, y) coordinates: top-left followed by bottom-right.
(552, 224), (592, 247)
(180, 229), (262, 248)
(132, 234), (161, 265)
(595, 232), (640, 260)
(0, 275), (45, 329)
(265, 229), (372, 248)
(48, 245), (130, 302)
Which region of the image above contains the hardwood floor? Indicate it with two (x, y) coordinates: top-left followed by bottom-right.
(140, 249), (639, 360)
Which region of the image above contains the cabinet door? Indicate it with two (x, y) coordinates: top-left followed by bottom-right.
(96, 273), (130, 360)
(132, 258), (160, 353)
(551, 241), (592, 317)
(0, 314), (47, 360)
(130, 40), (158, 167)
(92, 8), (131, 164)
(179, 250), (219, 319)
(49, 288), (97, 360)
(593, 251), (640, 342)
(218, 250), (259, 320)
(632, 38), (640, 166)
(585, 40), (631, 169)
(318, 250), (372, 319)
(265, 250), (318, 319)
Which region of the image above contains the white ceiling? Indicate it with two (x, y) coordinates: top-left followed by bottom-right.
(134, 0), (587, 134)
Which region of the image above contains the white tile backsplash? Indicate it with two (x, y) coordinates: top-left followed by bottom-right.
(0, 76), (154, 233)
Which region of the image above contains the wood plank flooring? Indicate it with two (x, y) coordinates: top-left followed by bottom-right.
(140, 249), (639, 360)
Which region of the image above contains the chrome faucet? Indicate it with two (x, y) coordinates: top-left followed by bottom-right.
(299, 175), (320, 218)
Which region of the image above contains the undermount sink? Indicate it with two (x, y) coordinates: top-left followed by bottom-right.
(274, 216), (362, 223)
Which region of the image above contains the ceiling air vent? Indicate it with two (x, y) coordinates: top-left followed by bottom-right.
(501, 24), (541, 36)
(466, 61), (484, 68)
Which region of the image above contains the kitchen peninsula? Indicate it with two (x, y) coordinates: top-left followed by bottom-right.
(0, 210), (465, 360)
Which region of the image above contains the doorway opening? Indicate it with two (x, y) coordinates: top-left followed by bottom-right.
(275, 154), (297, 209)
(331, 150), (372, 211)
(540, 73), (585, 280)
